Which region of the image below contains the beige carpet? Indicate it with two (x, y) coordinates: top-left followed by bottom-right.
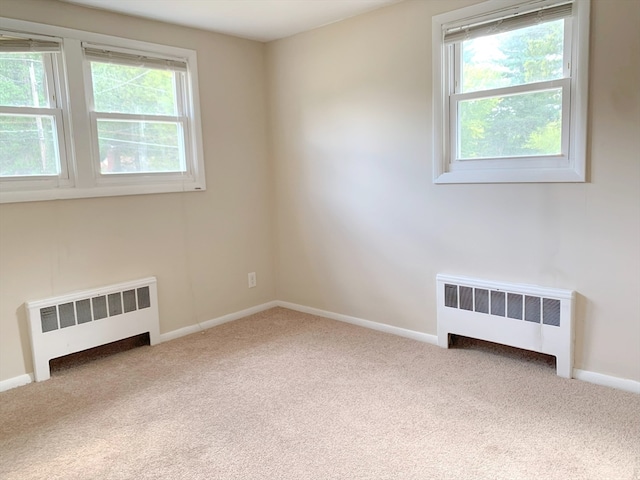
(1, 307), (638, 480)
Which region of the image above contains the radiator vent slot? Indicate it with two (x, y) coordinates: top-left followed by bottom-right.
(543, 298), (562, 326)
(93, 296), (108, 320)
(26, 278), (159, 382)
(437, 275), (575, 378)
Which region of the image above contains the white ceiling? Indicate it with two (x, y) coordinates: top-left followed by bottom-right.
(60, 0), (401, 42)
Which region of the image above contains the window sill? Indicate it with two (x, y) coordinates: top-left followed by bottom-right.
(433, 167), (586, 184)
(0, 181), (206, 204)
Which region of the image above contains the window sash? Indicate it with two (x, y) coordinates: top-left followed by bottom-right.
(451, 17), (572, 96)
(0, 49), (57, 110)
(0, 108), (70, 182)
(89, 112), (192, 180)
(445, 11), (573, 166)
(448, 78), (572, 166)
(86, 62), (186, 117)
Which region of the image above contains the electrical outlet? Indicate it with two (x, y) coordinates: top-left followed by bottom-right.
(248, 272), (257, 288)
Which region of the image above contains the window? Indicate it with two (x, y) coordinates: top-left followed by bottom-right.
(432, 0), (590, 183)
(84, 45), (194, 181)
(0, 34), (71, 188)
(0, 18), (205, 203)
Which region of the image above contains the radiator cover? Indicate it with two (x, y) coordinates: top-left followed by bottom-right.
(436, 274), (575, 378)
(26, 277), (160, 381)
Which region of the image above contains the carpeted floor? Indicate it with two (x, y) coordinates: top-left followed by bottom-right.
(1, 307), (638, 479)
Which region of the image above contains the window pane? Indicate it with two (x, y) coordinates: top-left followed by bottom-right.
(0, 53), (50, 107)
(97, 119), (185, 174)
(461, 19), (564, 93)
(90, 62), (178, 115)
(0, 114), (60, 176)
(458, 88), (562, 159)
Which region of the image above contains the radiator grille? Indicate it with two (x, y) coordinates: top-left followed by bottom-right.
(39, 286), (151, 334)
(444, 283), (561, 327)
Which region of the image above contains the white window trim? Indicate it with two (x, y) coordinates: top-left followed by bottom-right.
(0, 17), (206, 203)
(432, 0), (590, 184)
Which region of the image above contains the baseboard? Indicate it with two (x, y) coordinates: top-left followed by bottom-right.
(275, 301), (439, 345)
(275, 301), (639, 394)
(0, 301), (279, 393)
(2, 300), (638, 395)
(159, 301), (279, 343)
(573, 369), (640, 394)
(0, 373), (33, 392)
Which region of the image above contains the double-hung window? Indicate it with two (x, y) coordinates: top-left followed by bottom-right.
(0, 17), (205, 203)
(432, 0), (590, 183)
(84, 45), (193, 183)
(0, 33), (71, 189)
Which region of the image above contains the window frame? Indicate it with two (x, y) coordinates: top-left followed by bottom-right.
(0, 17), (206, 203)
(432, 0), (590, 184)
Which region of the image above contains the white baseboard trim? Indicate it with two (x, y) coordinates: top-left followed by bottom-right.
(275, 301), (439, 346)
(0, 373), (33, 392)
(0, 301), (279, 393)
(159, 301), (279, 343)
(573, 369), (640, 394)
(275, 301), (639, 394)
(2, 300), (638, 395)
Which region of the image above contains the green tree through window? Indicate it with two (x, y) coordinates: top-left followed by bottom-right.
(458, 20), (565, 160)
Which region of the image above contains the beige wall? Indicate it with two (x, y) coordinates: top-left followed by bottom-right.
(267, 0), (640, 381)
(0, 0), (275, 381)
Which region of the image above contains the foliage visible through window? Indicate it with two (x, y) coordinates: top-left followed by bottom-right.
(457, 20), (565, 160)
(0, 52), (61, 176)
(433, 0), (589, 184)
(88, 61), (186, 175)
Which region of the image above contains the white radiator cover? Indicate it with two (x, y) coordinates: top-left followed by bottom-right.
(436, 274), (575, 378)
(26, 277), (160, 382)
